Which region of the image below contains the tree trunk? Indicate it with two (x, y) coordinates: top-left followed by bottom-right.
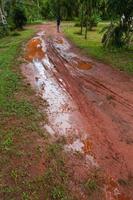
(80, 3), (84, 35)
(85, 1), (89, 39)
(0, 0), (7, 25)
(85, 0), (93, 39)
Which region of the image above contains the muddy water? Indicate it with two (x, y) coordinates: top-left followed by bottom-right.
(24, 32), (93, 155)
(22, 26), (133, 200)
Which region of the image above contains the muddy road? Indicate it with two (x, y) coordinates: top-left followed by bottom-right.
(22, 23), (133, 199)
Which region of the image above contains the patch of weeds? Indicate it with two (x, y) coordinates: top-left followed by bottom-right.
(44, 168), (55, 184)
(43, 167), (67, 187)
(0, 185), (21, 199)
(43, 142), (73, 200)
(11, 170), (18, 183)
(2, 136), (13, 151)
(22, 192), (30, 200)
(85, 179), (99, 194)
(46, 143), (63, 158)
(26, 121), (47, 139)
(51, 185), (68, 200)
(10, 168), (28, 184)
(3, 100), (38, 118)
(59, 171), (68, 182)
(11, 32), (21, 37)
(0, 44), (9, 48)
(84, 169), (104, 197)
(0, 69), (20, 98)
(15, 150), (25, 157)
(0, 130), (14, 151)
(26, 122), (40, 132)
(0, 28), (47, 200)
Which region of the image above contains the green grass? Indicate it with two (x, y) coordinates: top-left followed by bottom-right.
(0, 28), (74, 200)
(0, 29), (46, 200)
(84, 169), (104, 199)
(43, 142), (72, 200)
(63, 22), (133, 73)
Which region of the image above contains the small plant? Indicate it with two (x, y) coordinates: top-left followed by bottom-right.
(2, 137), (13, 150)
(84, 169), (104, 196)
(44, 168), (54, 184)
(11, 170), (18, 183)
(46, 143), (63, 158)
(22, 192), (30, 200)
(85, 179), (98, 194)
(51, 185), (68, 200)
(0, 131), (14, 151)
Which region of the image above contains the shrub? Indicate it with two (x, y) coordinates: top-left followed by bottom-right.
(0, 24), (9, 38)
(12, 6), (27, 29)
(89, 13), (101, 29)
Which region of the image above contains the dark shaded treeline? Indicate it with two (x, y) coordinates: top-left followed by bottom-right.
(0, 0), (133, 47)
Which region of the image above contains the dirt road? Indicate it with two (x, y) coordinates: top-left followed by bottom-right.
(22, 23), (133, 199)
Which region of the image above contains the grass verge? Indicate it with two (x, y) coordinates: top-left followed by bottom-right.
(0, 28), (74, 200)
(63, 22), (133, 73)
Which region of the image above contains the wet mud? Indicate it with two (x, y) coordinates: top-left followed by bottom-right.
(21, 23), (133, 199)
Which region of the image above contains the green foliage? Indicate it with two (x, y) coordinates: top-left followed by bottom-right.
(0, 28), (48, 200)
(102, 22), (124, 48)
(51, 185), (68, 200)
(0, 131), (14, 151)
(89, 13), (101, 29)
(0, 24), (9, 38)
(0, 29), (36, 119)
(40, 0), (80, 20)
(102, 0), (133, 48)
(12, 6), (27, 29)
(0, 0), (132, 48)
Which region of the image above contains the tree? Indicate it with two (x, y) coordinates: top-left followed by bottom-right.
(41, 0), (79, 20)
(13, 5), (27, 29)
(0, 0), (8, 37)
(102, 0), (133, 48)
(84, 0), (101, 39)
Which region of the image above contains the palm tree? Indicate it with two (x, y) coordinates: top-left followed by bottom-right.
(102, 0), (133, 47)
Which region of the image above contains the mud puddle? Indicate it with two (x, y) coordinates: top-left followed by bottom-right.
(23, 32), (94, 157)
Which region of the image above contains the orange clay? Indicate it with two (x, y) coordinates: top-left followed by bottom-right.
(25, 38), (45, 62)
(106, 177), (130, 200)
(77, 61), (92, 70)
(83, 139), (92, 154)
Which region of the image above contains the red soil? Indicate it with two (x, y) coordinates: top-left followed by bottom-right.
(22, 23), (133, 199)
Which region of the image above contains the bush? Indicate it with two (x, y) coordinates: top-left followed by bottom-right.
(12, 6), (27, 29)
(89, 14), (101, 29)
(0, 24), (9, 38)
(102, 22), (129, 48)
(77, 14), (101, 30)
(74, 22), (81, 27)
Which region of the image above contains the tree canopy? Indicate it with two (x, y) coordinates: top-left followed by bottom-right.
(0, 0), (133, 47)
